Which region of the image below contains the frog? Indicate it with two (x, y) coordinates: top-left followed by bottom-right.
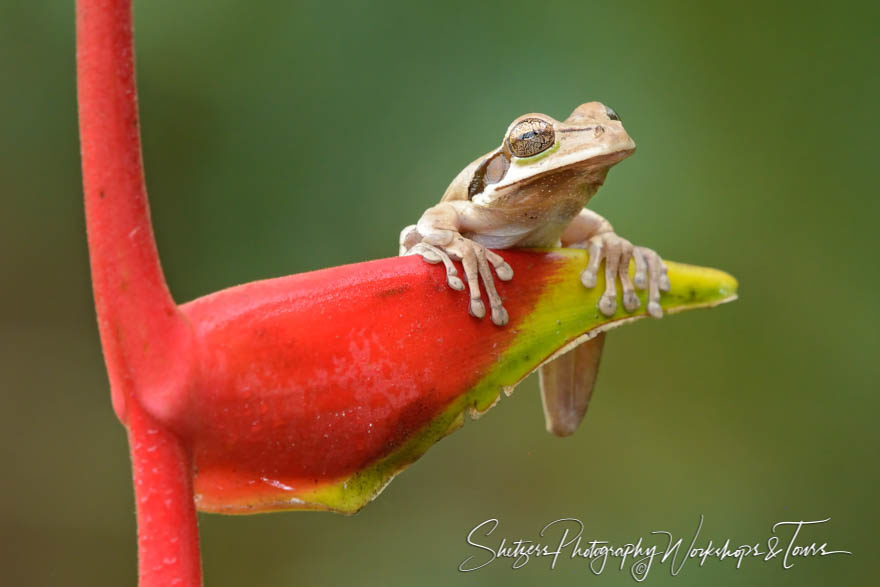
(398, 101), (669, 436)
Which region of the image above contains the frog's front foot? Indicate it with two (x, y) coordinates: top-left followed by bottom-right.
(578, 233), (670, 319)
(401, 229), (513, 326)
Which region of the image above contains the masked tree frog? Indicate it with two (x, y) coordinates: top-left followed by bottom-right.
(399, 102), (668, 436)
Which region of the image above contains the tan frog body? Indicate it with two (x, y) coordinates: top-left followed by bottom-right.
(399, 102), (669, 436)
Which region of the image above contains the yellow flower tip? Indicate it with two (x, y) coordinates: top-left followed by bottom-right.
(662, 261), (739, 314)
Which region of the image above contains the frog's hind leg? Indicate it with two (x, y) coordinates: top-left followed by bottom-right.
(538, 333), (606, 437)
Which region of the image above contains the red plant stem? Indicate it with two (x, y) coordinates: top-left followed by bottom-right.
(128, 401), (202, 586)
(76, 1), (202, 585)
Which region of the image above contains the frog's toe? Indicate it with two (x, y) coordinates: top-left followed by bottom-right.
(407, 242), (441, 263)
(495, 264), (514, 281)
(637, 246), (666, 319)
(633, 248), (648, 289)
(618, 260), (640, 312)
(490, 304), (509, 326)
(581, 238), (604, 288)
(469, 297), (486, 319)
(580, 268), (597, 288)
(599, 250), (623, 316)
(659, 271), (671, 292)
(598, 293), (617, 317)
(623, 290), (640, 312)
(485, 250), (514, 281)
(473, 246), (510, 327)
(447, 274), (465, 290)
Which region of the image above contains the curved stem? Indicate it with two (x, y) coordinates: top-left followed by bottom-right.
(77, 0), (190, 421)
(76, 1), (202, 585)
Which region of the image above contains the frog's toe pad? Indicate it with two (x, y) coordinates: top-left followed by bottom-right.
(622, 291), (640, 312)
(406, 243), (440, 263)
(599, 294), (617, 317)
(580, 269), (597, 288)
(469, 298), (486, 319)
(495, 264), (514, 281)
(490, 305), (509, 326)
(447, 275), (465, 290)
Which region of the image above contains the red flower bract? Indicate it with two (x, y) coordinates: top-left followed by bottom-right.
(182, 252), (553, 512)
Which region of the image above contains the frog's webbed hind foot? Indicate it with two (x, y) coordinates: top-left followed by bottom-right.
(401, 231), (512, 326)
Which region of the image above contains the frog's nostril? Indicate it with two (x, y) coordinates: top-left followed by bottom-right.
(605, 106), (621, 121)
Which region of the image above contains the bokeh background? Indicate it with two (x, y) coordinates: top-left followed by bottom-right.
(1, 1), (878, 585)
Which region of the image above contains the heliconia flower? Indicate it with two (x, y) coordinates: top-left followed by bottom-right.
(182, 251), (737, 514)
(75, 1), (737, 585)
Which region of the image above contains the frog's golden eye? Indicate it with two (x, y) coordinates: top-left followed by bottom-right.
(507, 118), (555, 158)
(605, 106), (621, 121)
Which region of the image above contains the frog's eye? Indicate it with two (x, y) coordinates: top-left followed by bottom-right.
(605, 106), (621, 121)
(507, 118), (555, 158)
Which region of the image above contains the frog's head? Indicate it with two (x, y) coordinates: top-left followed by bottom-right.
(466, 102), (635, 206)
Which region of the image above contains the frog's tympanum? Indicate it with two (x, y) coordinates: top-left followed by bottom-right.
(399, 102), (669, 437)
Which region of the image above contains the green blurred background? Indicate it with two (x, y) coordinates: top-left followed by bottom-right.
(1, 0), (877, 585)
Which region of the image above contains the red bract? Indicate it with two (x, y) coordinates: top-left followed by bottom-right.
(182, 254), (551, 514)
(181, 252), (736, 516)
(76, 1), (736, 585)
